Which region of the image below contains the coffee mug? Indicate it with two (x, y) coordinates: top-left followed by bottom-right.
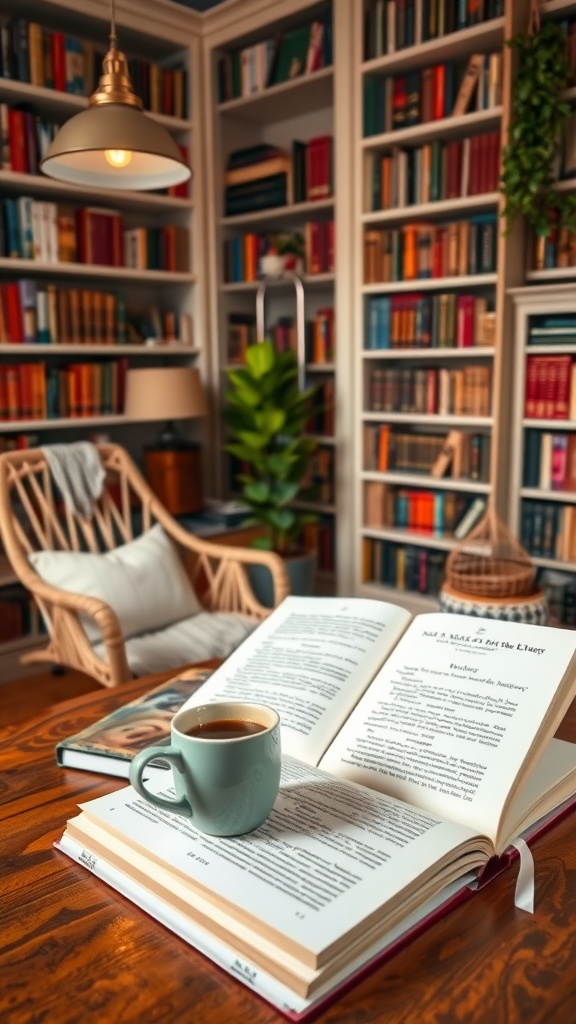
(129, 701), (281, 836)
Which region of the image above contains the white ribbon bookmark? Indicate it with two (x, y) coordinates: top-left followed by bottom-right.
(510, 837), (535, 914)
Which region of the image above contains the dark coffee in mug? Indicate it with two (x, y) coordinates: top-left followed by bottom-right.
(185, 718), (266, 740)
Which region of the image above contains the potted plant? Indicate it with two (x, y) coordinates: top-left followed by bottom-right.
(260, 232), (305, 277)
(501, 15), (576, 239)
(224, 338), (319, 604)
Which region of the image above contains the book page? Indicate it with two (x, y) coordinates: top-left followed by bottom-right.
(179, 596), (412, 764)
(76, 756), (489, 968)
(319, 613), (576, 849)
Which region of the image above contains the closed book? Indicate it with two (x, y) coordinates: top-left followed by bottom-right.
(18, 279), (37, 344)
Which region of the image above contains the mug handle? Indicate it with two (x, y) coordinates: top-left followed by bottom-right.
(129, 745), (193, 817)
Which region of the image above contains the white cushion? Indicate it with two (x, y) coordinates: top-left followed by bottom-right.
(92, 612), (258, 676)
(29, 523), (201, 642)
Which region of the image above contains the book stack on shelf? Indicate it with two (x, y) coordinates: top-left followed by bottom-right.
(363, 214), (498, 282)
(365, 291), (494, 349)
(363, 424), (491, 482)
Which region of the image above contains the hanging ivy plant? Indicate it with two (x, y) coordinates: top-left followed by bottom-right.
(501, 20), (576, 238)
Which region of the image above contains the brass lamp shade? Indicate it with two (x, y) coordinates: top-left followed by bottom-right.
(41, 104), (191, 191)
(124, 367), (208, 423)
(40, 11), (191, 192)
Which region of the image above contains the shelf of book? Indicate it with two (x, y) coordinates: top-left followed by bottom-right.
(202, 0), (343, 594)
(508, 284), (576, 625)
(351, 0), (518, 613)
(0, 0), (207, 680)
(362, 17), (505, 75)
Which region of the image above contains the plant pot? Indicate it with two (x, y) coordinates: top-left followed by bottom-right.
(248, 550), (317, 609)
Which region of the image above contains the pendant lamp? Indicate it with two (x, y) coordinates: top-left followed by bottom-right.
(40, 1), (191, 192)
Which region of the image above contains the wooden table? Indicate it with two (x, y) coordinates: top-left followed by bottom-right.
(2, 680), (576, 1023)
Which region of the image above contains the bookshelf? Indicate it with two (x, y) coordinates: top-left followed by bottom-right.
(352, 0), (527, 614)
(201, 0), (356, 595)
(0, 0), (205, 677)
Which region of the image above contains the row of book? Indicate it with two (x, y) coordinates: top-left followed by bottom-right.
(528, 314), (576, 346)
(0, 197), (190, 271)
(223, 138), (333, 216)
(0, 17), (187, 118)
(365, 131), (501, 212)
(217, 9), (332, 102)
(0, 585), (44, 644)
(363, 53), (502, 137)
(365, 481), (486, 539)
(301, 446), (335, 506)
(363, 214), (498, 283)
(0, 358), (128, 421)
(524, 355), (576, 421)
(0, 280), (193, 348)
(363, 424), (491, 481)
(533, 216), (576, 272)
(521, 499), (576, 564)
(363, 0), (504, 59)
(225, 310), (335, 367)
(0, 432), (39, 452)
(362, 537), (447, 595)
(223, 221), (334, 283)
(523, 431), (576, 493)
(0, 104), (57, 176)
(364, 292), (493, 349)
(367, 365), (492, 416)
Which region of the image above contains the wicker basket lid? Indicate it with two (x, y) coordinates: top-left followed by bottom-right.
(444, 504), (536, 599)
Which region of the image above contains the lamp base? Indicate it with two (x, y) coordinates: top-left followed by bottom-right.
(145, 445), (203, 516)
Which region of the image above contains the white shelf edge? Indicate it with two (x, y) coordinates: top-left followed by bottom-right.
(221, 274), (334, 291)
(216, 65), (333, 113)
(362, 526), (456, 550)
(362, 471), (490, 493)
(362, 346), (495, 359)
(524, 419), (576, 430)
(362, 274), (497, 293)
(362, 107), (502, 151)
(363, 413), (493, 426)
(0, 259), (194, 284)
(220, 198), (334, 227)
(521, 489), (576, 503)
(363, 193), (500, 224)
(0, 344), (200, 356)
(0, 413), (195, 432)
(0, 169), (193, 211)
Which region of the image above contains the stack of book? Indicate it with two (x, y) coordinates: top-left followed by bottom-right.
(224, 145), (292, 216)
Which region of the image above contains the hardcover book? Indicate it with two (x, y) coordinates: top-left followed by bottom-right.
(58, 596), (576, 1019)
(56, 666), (213, 777)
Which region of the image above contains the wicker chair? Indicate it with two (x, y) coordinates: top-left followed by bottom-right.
(0, 443), (290, 687)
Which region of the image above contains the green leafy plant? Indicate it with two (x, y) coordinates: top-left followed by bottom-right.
(224, 339), (319, 556)
(501, 20), (576, 238)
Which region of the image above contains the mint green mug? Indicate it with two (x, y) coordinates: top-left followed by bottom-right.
(129, 701), (281, 836)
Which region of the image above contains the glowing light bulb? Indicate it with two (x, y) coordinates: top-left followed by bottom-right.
(104, 149), (133, 169)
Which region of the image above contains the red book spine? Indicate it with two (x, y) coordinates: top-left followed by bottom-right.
(446, 141), (463, 199)
(433, 65), (446, 120)
(554, 355), (572, 419)
(75, 209), (91, 264)
(7, 110), (27, 173)
(50, 32), (67, 92)
(4, 283), (24, 344)
(456, 294), (474, 347)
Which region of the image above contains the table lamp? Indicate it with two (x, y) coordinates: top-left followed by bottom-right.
(124, 366), (208, 515)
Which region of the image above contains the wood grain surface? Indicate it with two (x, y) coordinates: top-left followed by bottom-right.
(2, 682), (576, 1024)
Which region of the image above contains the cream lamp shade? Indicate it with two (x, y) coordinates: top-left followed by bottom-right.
(40, 2), (191, 191)
(124, 367), (208, 424)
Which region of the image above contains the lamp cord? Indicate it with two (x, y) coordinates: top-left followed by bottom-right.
(110, 0), (117, 49)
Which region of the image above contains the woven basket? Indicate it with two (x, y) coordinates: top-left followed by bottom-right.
(445, 505), (535, 599)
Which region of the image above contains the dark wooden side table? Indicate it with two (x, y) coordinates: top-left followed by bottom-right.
(2, 681), (576, 1023)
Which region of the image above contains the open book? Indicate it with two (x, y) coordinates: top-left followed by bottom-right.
(57, 596), (576, 1020)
